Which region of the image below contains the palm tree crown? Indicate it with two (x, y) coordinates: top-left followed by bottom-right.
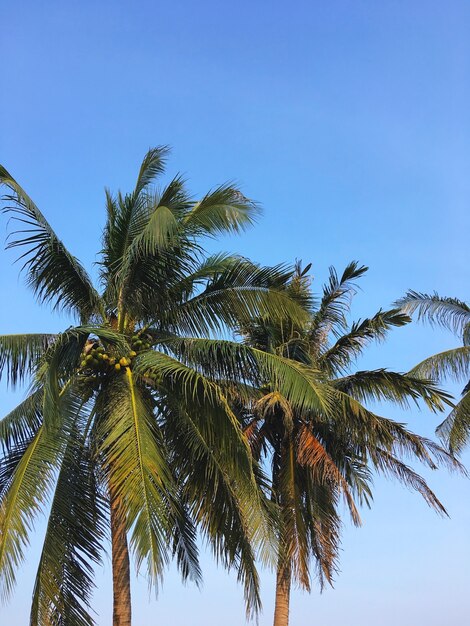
(235, 263), (458, 626)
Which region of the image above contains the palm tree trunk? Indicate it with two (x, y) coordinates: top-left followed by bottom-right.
(273, 561), (291, 626)
(110, 487), (132, 626)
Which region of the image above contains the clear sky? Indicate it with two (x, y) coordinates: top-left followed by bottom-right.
(1, 1), (469, 625)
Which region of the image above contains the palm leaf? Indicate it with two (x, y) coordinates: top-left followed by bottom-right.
(319, 309), (410, 374)
(30, 432), (106, 626)
(97, 370), (190, 586)
(297, 424), (361, 525)
(0, 390), (42, 454)
(169, 252), (242, 296)
(436, 390), (470, 454)
(183, 184), (260, 236)
(133, 146), (170, 197)
(163, 398), (266, 616)
(302, 476), (341, 589)
(173, 288), (307, 337)
(309, 261), (368, 345)
(408, 347), (470, 383)
(332, 369), (453, 413)
(134, 348), (229, 405)
(1, 166), (102, 321)
(0, 334), (57, 388)
(373, 448), (447, 515)
(126, 203), (180, 257)
(153, 337), (334, 415)
(0, 426), (62, 600)
(0, 382), (92, 600)
(327, 389), (458, 472)
(397, 292), (470, 339)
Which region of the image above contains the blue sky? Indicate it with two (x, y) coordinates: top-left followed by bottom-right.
(1, 1), (469, 624)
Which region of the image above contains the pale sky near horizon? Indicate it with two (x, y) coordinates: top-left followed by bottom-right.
(1, 1), (469, 625)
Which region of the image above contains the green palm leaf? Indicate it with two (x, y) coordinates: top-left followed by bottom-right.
(1, 167), (102, 321)
(309, 261), (368, 343)
(373, 448), (447, 514)
(30, 432), (106, 626)
(0, 426), (61, 600)
(332, 369), (453, 412)
(134, 146), (170, 197)
(408, 347), (470, 383)
(0, 384), (91, 601)
(397, 291), (470, 340)
(0, 390), (42, 454)
(153, 337), (333, 415)
(319, 309), (410, 375)
(436, 390), (470, 454)
(97, 370), (190, 586)
(164, 399), (266, 616)
(170, 260), (306, 335)
(0, 334), (57, 388)
(331, 389), (461, 474)
(183, 184), (260, 236)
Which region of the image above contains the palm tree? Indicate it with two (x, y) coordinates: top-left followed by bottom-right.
(0, 148), (311, 625)
(397, 292), (470, 453)
(234, 263), (458, 626)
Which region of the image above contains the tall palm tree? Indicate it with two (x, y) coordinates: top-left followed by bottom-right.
(397, 292), (470, 453)
(234, 263), (458, 626)
(0, 148), (311, 625)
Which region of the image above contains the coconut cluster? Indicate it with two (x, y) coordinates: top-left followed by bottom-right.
(79, 334), (152, 375)
(130, 334), (153, 351)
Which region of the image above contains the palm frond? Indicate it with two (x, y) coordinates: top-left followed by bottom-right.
(397, 291), (470, 339)
(183, 184), (260, 236)
(373, 448), (447, 515)
(0, 334), (56, 388)
(463, 323), (470, 347)
(0, 425), (64, 600)
(163, 398), (267, 617)
(408, 347), (470, 383)
(134, 348), (229, 405)
(169, 253), (241, 296)
(126, 203), (180, 257)
(309, 261), (368, 347)
(0, 390), (42, 453)
(97, 371), (184, 587)
(436, 390), (470, 454)
(161, 259), (300, 336)
(154, 175), (192, 213)
(100, 192), (149, 296)
(133, 146), (170, 197)
(173, 286), (308, 337)
(297, 425), (361, 525)
(1, 166), (102, 321)
(319, 309), (410, 374)
(332, 369), (453, 413)
(30, 432), (106, 626)
(0, 375), (97, 602)
(116, 201), (182, 316)
(302, 478), (341, 589)
(335, 390), (463, 479)
(153, 337), (333, 415)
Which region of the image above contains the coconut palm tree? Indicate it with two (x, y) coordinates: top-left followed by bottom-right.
(234, 263), (457, 626)
(397, 292), (470, 454)
(0, 148), (313, 625)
